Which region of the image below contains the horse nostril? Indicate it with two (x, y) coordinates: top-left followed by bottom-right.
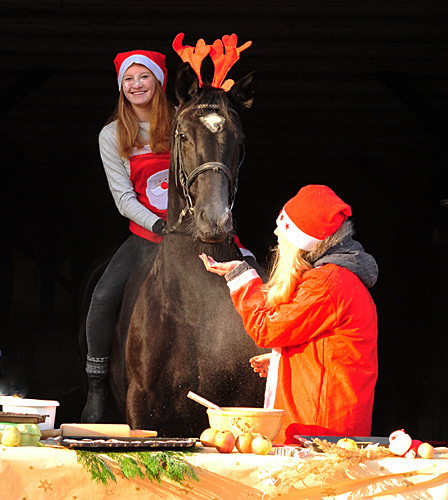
(198, 209), (208, 223)
(222, 208), (232, 226)
(196, 207), (232, 240)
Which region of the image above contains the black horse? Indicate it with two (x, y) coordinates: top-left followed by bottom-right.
(107, 62), (268, 437)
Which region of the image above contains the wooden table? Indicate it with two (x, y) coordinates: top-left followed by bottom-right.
(2, 441), (448, 499)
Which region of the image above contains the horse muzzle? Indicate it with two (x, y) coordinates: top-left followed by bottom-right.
(195, 205), (233, 243)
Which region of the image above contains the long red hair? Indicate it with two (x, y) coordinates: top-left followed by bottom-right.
(107, 75), (175, 158)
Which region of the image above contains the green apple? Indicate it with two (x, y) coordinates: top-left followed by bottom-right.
(418, 442), (435, 459)
(199, 428), (219, 447)
(251, 434), (272, 455)
(337, 438), (358, 452)
(235, 432), (254, 453)
(1, 427), (22, 447)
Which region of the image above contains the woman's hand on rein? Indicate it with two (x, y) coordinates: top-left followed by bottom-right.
(199, 254), (240, 276)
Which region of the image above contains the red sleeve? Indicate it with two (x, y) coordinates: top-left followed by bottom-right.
(228, 268), (337, 349)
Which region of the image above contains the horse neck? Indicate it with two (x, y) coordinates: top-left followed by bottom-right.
(166, 157), (183, 223)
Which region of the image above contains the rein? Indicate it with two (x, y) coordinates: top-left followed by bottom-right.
(164, 104), (245, 235)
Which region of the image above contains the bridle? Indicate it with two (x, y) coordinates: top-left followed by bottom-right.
(164, 103), (245, 235)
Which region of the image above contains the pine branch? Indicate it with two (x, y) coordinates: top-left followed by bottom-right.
(75, 450), (117, 486)
(75, 449), (199, 487)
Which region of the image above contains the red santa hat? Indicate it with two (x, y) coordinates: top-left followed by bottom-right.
(276, 185), (352, 251)
(114, 50), (167, 91)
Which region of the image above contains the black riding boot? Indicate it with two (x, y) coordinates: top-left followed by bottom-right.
(81, 356), (109, 423)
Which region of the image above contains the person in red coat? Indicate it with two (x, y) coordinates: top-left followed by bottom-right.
(200, 185), (378, 444)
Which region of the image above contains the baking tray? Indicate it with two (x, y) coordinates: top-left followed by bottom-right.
(59, 437), (198, 449)
(301, 436), (390, 446)
(0, 412), (47, 424)
(295, 435), (389, 452)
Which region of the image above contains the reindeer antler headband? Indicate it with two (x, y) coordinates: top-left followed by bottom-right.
(172, 33), (252, 91)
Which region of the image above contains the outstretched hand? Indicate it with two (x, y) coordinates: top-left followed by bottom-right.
(199, 254), (240, 276)
(249, 353), (272, 378)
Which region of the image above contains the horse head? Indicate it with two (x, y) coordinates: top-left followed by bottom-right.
(166, 62), (257, 243)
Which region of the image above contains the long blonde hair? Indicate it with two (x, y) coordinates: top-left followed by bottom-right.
(263, 240), (312, 307)
(107, 76), (175, 158)
(263, 220), (353, 307)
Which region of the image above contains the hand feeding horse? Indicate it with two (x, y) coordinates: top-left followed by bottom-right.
(107, 34), (268, 436)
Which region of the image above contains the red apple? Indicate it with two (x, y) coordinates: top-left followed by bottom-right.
(214, 431), (235, 453)
(235, 433), (254, 453)
(251, 434), (272, 455)
(200, 428), (219, 447)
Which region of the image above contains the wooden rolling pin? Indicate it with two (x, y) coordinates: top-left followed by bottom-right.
(41, 429), (62, 438)
(60, 423), (157, 438)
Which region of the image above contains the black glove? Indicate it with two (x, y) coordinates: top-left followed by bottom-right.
(151, 218), (166, 236)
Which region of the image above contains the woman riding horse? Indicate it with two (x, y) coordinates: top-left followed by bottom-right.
(81, 50), (175, 423)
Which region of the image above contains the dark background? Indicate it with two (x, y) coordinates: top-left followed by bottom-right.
(1, 1), (448, 441)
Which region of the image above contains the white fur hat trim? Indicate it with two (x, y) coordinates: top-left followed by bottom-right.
(117, 55), (165, 91)
(276, 208), (322, 251)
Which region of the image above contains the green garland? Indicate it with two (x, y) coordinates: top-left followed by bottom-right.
(75, 449), (199, 487)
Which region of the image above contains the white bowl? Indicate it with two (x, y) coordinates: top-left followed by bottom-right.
(207, 407), (285, 441)
(0, 397), (60, 430)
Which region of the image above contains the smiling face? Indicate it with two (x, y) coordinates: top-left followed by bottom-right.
(122, 63), (157, 112)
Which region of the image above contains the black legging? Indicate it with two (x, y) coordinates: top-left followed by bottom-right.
(86, 234), (158, 359)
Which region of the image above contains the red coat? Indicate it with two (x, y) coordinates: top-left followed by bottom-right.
(228, 263), (378, 443)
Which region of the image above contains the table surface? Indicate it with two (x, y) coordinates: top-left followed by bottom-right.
(1, 439), (448, 499)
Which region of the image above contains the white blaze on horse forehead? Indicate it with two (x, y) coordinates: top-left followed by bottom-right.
(199, 112), (226, 133)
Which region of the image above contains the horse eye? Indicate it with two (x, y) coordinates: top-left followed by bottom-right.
(179, 133), (187, 141)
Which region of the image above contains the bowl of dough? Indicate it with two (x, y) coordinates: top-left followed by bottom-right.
(207, 407), (285, 441)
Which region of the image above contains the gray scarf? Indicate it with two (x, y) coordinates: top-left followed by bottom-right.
(313, 235), (378, 288)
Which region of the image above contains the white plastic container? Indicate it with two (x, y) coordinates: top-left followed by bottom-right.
(0, 397), (60, 430)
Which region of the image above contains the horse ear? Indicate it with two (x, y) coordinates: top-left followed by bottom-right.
(228, 71), (258, 112)
(175, 62), (200, 104)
